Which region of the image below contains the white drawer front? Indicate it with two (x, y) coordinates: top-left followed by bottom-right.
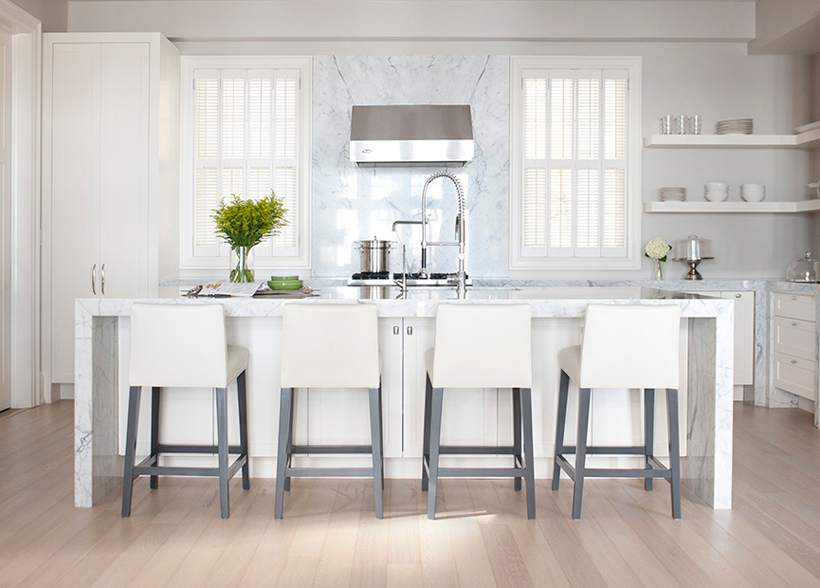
(775, 293), (816, 322)
(774, 352), (816, 400)
(774, 317), (817, 360)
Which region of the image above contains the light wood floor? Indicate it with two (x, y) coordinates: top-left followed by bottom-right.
(2, 401), (820, 587)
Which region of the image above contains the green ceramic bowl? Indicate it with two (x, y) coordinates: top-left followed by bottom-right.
(270, 275), (299, 281)
(268, 279), (303, 291)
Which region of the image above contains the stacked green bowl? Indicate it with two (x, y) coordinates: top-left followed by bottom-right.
(268, 275), (303, 290)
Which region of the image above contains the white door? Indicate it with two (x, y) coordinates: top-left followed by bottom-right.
(0, 28), (10, 411)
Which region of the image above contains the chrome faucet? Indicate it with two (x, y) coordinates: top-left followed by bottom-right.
(391, 171), (468, 296)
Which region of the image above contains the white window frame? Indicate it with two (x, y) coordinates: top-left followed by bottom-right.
(510, 56), (641, 271)
(179, 56), (312, 274)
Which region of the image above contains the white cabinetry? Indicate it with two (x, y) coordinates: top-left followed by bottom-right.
(773, 293), (817, 402)
(44, 33), (180, 384)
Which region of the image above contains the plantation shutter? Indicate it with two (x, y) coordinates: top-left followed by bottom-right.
(521, 68), (628, 259)
(192, 67), (301, 257)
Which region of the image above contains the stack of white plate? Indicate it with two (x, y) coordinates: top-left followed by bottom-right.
(704, 182), (729, 202)
(659, 187), (686, 202)
(740, 183), (765, 202)
(716, 118), (754, 135)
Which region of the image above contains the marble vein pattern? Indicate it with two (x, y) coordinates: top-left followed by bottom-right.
(312, 55), (510, 278)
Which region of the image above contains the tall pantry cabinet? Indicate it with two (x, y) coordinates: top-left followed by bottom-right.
(44, 34), (180, 386)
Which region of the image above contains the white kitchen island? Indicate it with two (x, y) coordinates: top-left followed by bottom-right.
(75, 286), (733, 512)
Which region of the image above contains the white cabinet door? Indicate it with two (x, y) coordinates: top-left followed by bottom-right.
(98, 43), (150, 300)
(721, 291), (754, 386)
(49, 41), (152, 383)
(303, 318), (404, 458)
(50, 44), (101, 383)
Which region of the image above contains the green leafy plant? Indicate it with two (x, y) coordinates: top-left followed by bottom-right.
(213, 191), (288, 282)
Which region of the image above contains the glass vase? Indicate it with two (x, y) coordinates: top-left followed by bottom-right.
(230, 246), (255, 283)
(653, 259), (665, 281)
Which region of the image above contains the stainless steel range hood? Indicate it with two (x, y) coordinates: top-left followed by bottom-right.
(350, 105), (474, 167)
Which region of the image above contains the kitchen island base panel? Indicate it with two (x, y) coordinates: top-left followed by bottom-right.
(75, 290), (733, 510)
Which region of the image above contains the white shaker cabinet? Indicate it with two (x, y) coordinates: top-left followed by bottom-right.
(44, 34), (180, 384)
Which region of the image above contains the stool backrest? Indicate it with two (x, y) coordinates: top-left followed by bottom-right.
(280, 303), (380, 388)
(432, 303), (532, 389)
(129, 303), (228, 387)
(580, 304), (680, 389)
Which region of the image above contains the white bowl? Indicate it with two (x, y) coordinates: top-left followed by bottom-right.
(704, 191), (728, 202)
(740, 185), (765, 202)
(705, 182), (728, 192)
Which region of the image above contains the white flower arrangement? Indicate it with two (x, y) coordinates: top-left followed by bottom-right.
(645, 237), (672, 262)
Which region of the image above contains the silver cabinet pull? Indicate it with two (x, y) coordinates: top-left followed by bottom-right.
(793, 295), (799, 300)
(791, 359), (797, 364)
(792, 322), (798, 327)
(101, 264), (105, 295)
(407, 326), (413, 335)
(393, 325), (400, 335)
(91, 264), (96, 295)
(735, 294), (741, 298)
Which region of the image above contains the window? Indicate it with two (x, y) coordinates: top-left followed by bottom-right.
(510, 57), (641, 270)
(180, 57), (311, 272)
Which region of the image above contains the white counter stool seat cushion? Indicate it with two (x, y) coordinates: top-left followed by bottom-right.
(552, 304), (682, 519)
(275, 302), (385, 519)
(423, 303), (536, 519)
(122, 303), (250, 519)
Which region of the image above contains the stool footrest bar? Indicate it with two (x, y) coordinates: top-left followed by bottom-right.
(290, 444), (373, 455)
(438, 445), (516, 455)
(156, 444), (244, 454)
(558, 445), (648, 455)
(286, 467), (374, 478)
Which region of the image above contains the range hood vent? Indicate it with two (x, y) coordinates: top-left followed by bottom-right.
(350, 104), (474, 167)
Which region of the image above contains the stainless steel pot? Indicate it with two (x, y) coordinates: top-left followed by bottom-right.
(356, 237), (393, 274)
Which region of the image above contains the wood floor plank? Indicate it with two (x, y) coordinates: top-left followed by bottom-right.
(6, 402), (820, 587)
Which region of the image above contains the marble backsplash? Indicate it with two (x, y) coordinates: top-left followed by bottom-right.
(312, 55), (510, 277)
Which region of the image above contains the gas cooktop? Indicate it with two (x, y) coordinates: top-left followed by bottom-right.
(348, 272), (472, 287)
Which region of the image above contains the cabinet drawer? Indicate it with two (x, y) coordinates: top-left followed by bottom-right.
(774, 293), (816, 322)
(774, 352), (816, 400)
(774, 317), (817, 360)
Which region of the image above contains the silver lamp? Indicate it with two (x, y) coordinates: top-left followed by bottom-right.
(673, 235), (713, 280)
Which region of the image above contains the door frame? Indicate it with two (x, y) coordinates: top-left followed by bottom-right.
(0, 1), (41, 407)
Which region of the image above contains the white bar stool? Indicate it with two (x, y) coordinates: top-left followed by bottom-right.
(122, 303), (250, 519)
(275, 303), (384, 519)
(552, 304), (682, 519)
(423, 303), (535, 520)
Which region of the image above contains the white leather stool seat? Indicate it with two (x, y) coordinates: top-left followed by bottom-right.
(553, 303), (683, 520)
(423, 303), (536, 520)
(129, 303), (249, 389)
(123, 302), (250, 519)
(280, 302), (380, 388)
(429, 303), (532, 389)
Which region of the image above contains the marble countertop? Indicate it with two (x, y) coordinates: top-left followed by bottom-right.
(78, 285), (731, 319)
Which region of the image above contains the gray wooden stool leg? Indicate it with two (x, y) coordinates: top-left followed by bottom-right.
(644, 388), (655, 492)
(215, 387), (230, 519)
(284, 388), (294, 492)
(378, 385), (385, 489)
(572, 387), (592, 519)
(552, 370), (570, 491)
(150, 386), (160, 489)
(122, 385), (142, 517)
(427, 387), (444, 520)
(513, 387), (522, 491)
(369, 386), (384, 519)
(666, 387), (682, 519)
(421, 373), (433, 491)
(521, 387), (536, 519)
(237, 371), (250, 490)
(274, 387), (293, 519)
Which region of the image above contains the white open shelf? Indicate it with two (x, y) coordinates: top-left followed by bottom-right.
(643, 200), (820, 214)
(643, 127), (820, 149)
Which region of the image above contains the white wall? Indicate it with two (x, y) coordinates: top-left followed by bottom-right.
(11, 0), (65, 31)
(66, 0), (816, 280)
